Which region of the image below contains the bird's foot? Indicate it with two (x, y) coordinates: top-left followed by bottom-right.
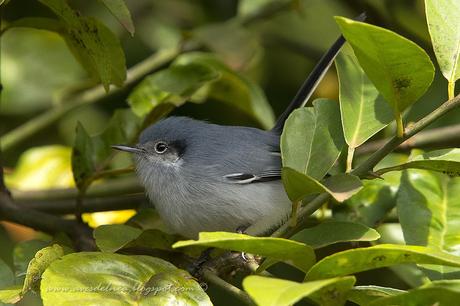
(187, 247), (213, 277)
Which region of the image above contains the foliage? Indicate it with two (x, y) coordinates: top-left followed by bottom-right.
(2, 0), (460, 305)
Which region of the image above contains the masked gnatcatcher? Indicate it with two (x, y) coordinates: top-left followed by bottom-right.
(113, 15), (365, 238)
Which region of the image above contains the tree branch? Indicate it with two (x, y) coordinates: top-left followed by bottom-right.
(17, 194), (145, 214)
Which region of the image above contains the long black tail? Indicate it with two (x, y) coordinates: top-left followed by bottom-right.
(272, 12), (366, 134)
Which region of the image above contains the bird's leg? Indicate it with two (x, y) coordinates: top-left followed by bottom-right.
(236, 225), (249, 261)
(187, 247), (214, 277)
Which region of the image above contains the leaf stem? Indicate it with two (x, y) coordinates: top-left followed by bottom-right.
(346, 146), (354, 173)
(449, 81), (456, 100)
(395, 111), (404, 138)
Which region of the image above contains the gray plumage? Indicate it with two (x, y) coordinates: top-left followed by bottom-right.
(112, 28), (357, 238)
(133, 117), (290, 238)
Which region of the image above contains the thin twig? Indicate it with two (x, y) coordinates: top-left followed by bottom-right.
(202, 269), (255, 305)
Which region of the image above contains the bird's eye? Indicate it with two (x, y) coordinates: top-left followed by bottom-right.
(154, 141), (168, 154)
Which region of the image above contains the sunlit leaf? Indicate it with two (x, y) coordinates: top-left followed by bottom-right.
(425, 0), (460, 84)
(369, 287), (460, 306)
(173, 232), (315, 273)
(335, 47), (393, 148)
(291, 221), (380, 249)
(0, 285), (22, 304)
(98, 0), (134, 36)
(281, 99), (344, 180)
(40, 252), (211, 305)
(243, 275), (355, 306)
(335, 17), (434, 115)
(348, 285), (405, 306)
(377, 148), (460, 176)
(398, 169), (460, 278)
(282, 167), (362, 202)
(306, 244), (460, 281)
(5, 145), (74, 190)
(38, 0), (126, 91)
(258, 221), (379, 272)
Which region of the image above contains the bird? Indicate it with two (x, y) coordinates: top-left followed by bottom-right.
(112, 15), (364, 238)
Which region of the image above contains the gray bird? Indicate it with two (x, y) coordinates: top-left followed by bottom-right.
(113, 23), (359, 238)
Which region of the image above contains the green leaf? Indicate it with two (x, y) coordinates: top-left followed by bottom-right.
(291, 221), (380, 249)
(38, 0), (126, 91)
(335, 47), (393, 148)
(94, 224), (142, 253)
(397, 169), (460, 278)
(258, 221), (379, 273)
(127, 62), (220, 117)
(98, 0), (134, 36)
(281, 99), (344, 180)
(425, 0), (460, 84)
(348, 285), (405, 306)
(71, 109), (141, 189)
(335, 17), (435, 114)
(377, 148), (460, 176)
(194, 22), (261, 70)
(369, 287), (460, 306)
(40, 252), (211, 306)
(282, 167), (362, 202)
(305, 244), (460, 281)
(243, 275), (355, 306)
(0, 258), (14, 289)
(0, 285), (22, 304)
(173, 232), (316, 273)
(22, 244), (64, 293)
(126, 208), (170, 232)
(237, 0), (290, 19)
(125, 229), (178, 251)
(1, 17), (63, 34)
(175, 52), (275, 129)
(334, 153), (408, 227)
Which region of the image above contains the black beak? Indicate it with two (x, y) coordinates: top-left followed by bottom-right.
(111, 145), (144, 154)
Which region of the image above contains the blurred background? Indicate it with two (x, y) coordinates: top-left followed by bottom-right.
(0, 1), (457, 303)
(2, 0), (453, 166)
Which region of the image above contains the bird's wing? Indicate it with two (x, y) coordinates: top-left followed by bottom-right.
(223, 169), (281, 184)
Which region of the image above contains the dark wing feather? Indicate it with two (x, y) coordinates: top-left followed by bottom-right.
(224, 169), (281, 184)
